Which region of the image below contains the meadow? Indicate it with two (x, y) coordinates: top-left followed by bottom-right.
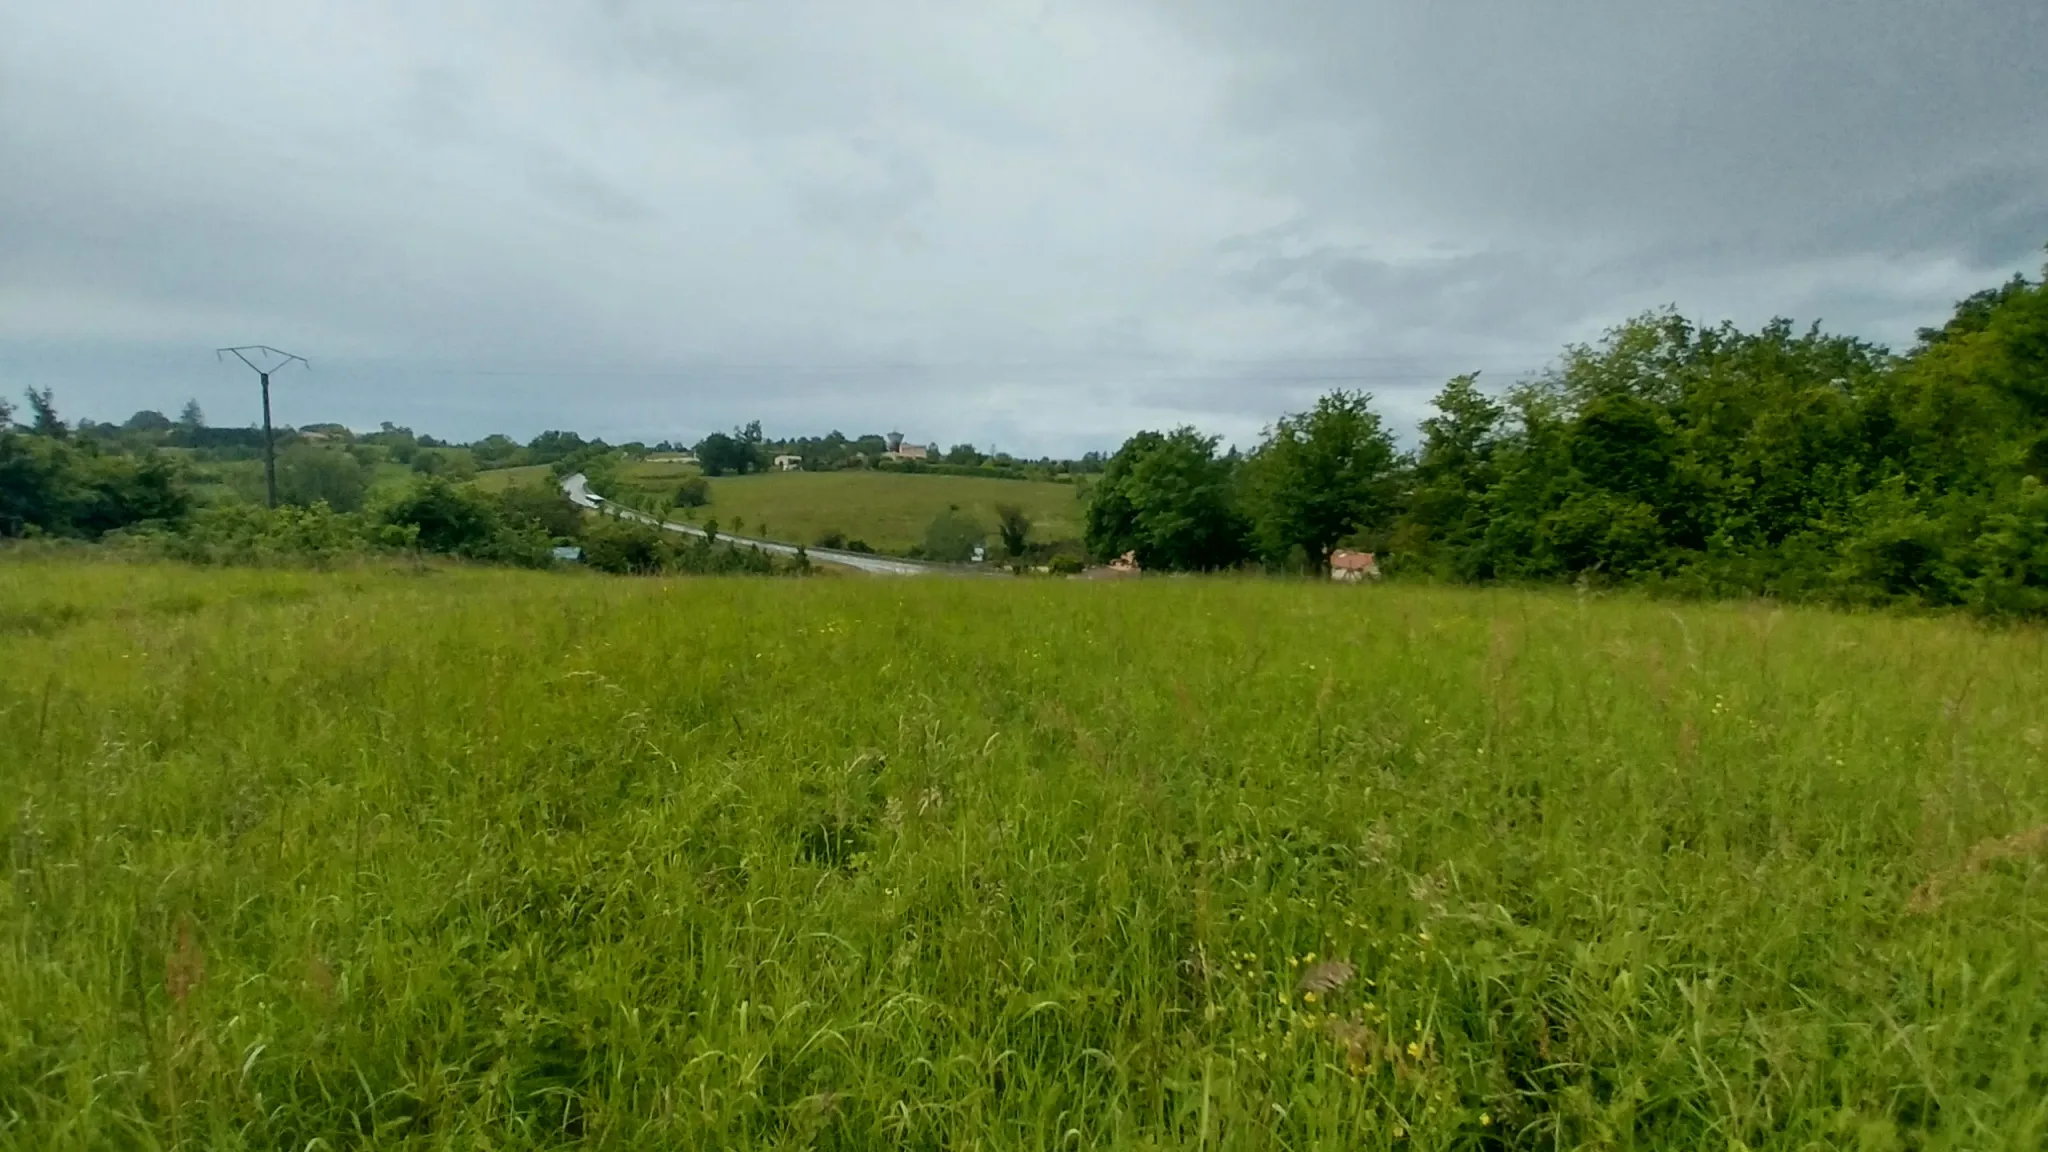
(470, 463), (556, 494)
(628, 469), (1085, 554)
(2, 554), (2045, 1149)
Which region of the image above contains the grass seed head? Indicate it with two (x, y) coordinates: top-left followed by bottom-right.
(1297, 958), (1356, 995)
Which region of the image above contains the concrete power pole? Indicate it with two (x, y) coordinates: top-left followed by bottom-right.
(216, 345), (309, 508)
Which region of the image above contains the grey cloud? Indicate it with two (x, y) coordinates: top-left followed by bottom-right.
(0, 0), (2042, 455)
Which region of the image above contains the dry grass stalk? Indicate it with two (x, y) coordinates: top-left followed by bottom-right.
(166, 916), (205, 1005)
(1908, 823), (2048, 913)
(304, 944), (336, 1008)
(1297, 959), (1356, 995)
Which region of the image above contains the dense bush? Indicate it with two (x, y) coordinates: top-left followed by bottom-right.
(921, 507), (986, 563)
(673, 475), (710, 507)
(377, 478), (554, 567)
(1084, 255), (2048, 617)
(1, 395), (189, 539)
(275, 444), (371, 513)
(580, 514), (797, 576)
(134, 501), (414, 566)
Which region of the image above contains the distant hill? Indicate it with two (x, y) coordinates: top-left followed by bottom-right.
(643, 468), (1083, 557)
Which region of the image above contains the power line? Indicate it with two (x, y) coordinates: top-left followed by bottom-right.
(216, 345), (309, 509)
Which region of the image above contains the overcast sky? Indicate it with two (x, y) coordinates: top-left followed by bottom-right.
(4, 1), (2044, 454)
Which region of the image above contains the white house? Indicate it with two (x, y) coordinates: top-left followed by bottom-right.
(773, 454), (803, 471)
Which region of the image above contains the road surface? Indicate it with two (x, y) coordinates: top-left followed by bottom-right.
(560, 472), (939, 576)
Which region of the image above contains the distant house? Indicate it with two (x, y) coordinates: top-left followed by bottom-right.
(881, 430), (930, 462)
(773, 454), (803, 472)
(1330, 549), (1380, 582)
(551, 546), (584, 563)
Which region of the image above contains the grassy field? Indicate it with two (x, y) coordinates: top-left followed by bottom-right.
(470, 463), (554, 493)
(3, 555), (2046, 1149)
(176, 455), (419, 505)
(650, 470), (1084, 552)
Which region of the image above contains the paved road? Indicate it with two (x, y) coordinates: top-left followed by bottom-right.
(560, 472), (938, 576)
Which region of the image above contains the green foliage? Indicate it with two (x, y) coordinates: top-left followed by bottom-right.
(1396, 374), (1504, 577)
(921, 507), (986, 563)
(1380, 263), (2048, 615)
(579, 514), (793, 576)
(995, 502), (1031, 557)
(497, 482), (586, 542)
(142, 500), (415, 566)
(1242, 389), (1399, 569)
(23, 388), (66, 439)
(274, 444), (371, 513)
(673, 475), (710, 507)
(1084, 427), (1249, 570)
(1, 400), (188, 539)
(410, 447), (479, 482)
(377, 478), (552, 567)
(525, 429), (591, 466)
(695, 426), (763, 477)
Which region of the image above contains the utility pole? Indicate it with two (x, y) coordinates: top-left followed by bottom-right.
(216, 345), (308, 508)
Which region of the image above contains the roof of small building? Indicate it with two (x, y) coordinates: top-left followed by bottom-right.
(1330, 549), (1378, 569)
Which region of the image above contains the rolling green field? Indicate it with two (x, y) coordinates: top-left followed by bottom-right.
(470, 463), (555, 493)
(178, 454), (418, 505)
(3, 555), (2046, 1149)
(658, 470), (1084, 552)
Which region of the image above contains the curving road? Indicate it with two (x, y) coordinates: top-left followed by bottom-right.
(560, 472), (938, 576)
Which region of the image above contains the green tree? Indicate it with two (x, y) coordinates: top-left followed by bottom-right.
(276, 445), (371, 513)
(1084, 428), (1249, 570)
(1398, 374), (1504, 576)
(922, 507), (986, 562)
(469, 433), (525, 468)
(1242, 390), (1398, 571)
(995, 503), (1031, 557)
(24, 389), (66, 439)
(1, 398), (188, 538)
(376, 478), (548, 564)
(696, 426), (763, 476)
(673, 476), (711, 508)
(500, 482), (586, 541)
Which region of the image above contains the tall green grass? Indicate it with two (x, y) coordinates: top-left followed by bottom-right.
(3, 555), (2045, 1149)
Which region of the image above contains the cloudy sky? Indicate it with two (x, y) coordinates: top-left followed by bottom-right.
(4, 1), (2044, 454)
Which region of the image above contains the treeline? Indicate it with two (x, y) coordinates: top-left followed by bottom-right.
(692, 421), (1102, 479)
(1086, 259), (2048, 617)
(0, 398), (806, 577)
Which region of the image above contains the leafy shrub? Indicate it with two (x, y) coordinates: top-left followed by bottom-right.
(275, 445), (370, 513)
(580, 515), (797, 576)
(1, 417), (188, 539)
(135, 501), (413, 567)
(922, 508), (986, 563)
(376, 478), (552, 567)
(673, 476), (711, 508)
